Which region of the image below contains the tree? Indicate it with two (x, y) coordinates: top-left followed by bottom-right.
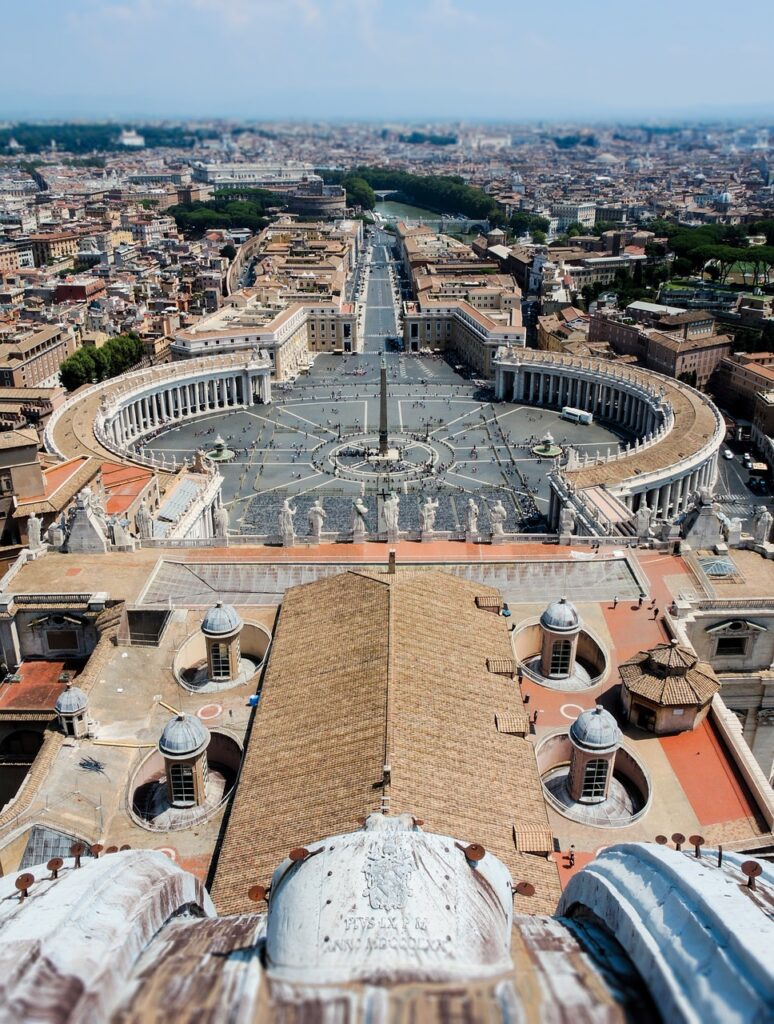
(341, 175), (375, 210)
(219, 243), (237, 261)
(59, 333), (143, 392)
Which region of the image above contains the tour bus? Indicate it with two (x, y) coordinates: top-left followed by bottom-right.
(561, 406), (593, 425)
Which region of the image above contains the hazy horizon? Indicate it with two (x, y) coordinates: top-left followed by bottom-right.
(3, 0), (773, 123)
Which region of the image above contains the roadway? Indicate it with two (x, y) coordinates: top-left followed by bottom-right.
(360, 228), (400, 353)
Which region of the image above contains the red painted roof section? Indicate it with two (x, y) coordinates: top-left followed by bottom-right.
(0, 660), (72, 712)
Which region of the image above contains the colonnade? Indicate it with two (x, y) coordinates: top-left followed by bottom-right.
(505, 367), (660, 437)
(494, 350), (724, 534)
(106, 369), (271, 449)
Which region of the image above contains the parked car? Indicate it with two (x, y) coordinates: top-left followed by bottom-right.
(723, 449), (734, 459)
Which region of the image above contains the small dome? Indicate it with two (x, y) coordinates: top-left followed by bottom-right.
(201, 601), (242, 636)
(158, 713), (209, 758)
(540, 597), (580, 633)
(570, 705), (621, 752)
(55, 684), (88, 715)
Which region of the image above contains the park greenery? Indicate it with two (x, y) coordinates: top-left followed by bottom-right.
(646, 219), (774, 286)
(59, 333), (144, 392)
(168, 189), (274, 236)
(340, 174), (376, 210)
(399, 131), (457, 146)
(321, 167), (496, 220)
(0, 122), (218, 155)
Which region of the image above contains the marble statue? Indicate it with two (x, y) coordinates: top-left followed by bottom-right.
(27, 512), (42, 551)
(192, 449), (208, 474)
(214, 504), (229, 541)
(279, 499), (297, 540)
(383, 491), (400, 534)
(635, 502), (654, 538)
(559, 502), (577, 536)
(489, 500), (507, 536)
(135, 498), (153, 540)
(419, 495), (439, 534)
(307, 499), (327, 538)
(109, 516), (130, 548)
(752, 505), (773, 545)
(47, 521), (64, 549)
(465, 498), (479, 536)
(352, 496), (369, 539)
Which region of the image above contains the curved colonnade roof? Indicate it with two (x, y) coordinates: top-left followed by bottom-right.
(559, 362), (719, 490)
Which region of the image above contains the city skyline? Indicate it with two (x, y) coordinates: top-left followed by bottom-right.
(4, 0), (773, 121)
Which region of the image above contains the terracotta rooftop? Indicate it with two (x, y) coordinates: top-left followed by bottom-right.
(620, 642), (720, 706)
(211, 569), (561, 916)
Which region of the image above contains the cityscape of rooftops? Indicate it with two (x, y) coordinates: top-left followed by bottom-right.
(0, 3), (772, 1023)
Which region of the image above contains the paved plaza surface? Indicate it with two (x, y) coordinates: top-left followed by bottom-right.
(145, 230), (628, 535)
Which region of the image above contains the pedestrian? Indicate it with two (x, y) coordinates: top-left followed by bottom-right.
(567, 844), (575, 868)
(532, 709), (539, 724)
(652, 606), (659, 619)
(638, 595), (644, 608)
(612, 595), (618, 609)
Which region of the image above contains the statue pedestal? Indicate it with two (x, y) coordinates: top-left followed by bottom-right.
(420, 530), (434, 543)
(490, 531), (507, 545)
(307, 534), (321, 546)
(465, 531), (479, 544)
(352, 529), (367, 544)
(386, 530), (399, 545)
(281, 531), (295, 548)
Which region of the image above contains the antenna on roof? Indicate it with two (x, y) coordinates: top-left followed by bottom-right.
(741, 860), (763, 890)
(15, 873), (34, 901)
(461, 843), (486, 864)
(688, 834), (705, 859)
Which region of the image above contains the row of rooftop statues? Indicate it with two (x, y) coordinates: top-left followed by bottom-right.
(276, 491), (510, 543)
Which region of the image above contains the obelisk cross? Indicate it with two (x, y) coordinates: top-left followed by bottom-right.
(378, 352), (389, 455)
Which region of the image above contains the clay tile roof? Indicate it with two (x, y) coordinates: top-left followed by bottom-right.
(620, 643), (720, 706)
(496, 711), (531, 736)
(487, 657), (516, 675)
(513, 820), (555, 854)
(211, 570), (561, 917)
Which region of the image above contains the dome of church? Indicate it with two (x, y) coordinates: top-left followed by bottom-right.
(201, 601), (241, 636)
(55, 684), (88, 715)
(569, 705), (621, 752)
(158, 714), (209, 758)
(540, 597), (580, 633)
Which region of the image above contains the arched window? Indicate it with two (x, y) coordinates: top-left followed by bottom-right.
(550, 639), (572, 676)
(169, 763), (195, 806)
(582, 759), (608, 800)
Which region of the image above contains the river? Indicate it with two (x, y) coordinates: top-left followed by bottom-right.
(373, 199), (442, 222)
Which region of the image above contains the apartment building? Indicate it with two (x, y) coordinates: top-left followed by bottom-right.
(550, 201), (596, 231)
(27, 232), (81, 267)
(0, 323), (79, 388)
(590, 306), (732, 386)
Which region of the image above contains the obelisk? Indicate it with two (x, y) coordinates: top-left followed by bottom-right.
(378, 352), (389, 455)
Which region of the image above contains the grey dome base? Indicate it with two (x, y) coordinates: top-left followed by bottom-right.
(523, 655), (595, 692)
(180, 656), (260, 693)
(542, 766), (645, 827)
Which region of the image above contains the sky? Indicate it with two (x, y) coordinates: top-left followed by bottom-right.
(3, 0), (773, 123)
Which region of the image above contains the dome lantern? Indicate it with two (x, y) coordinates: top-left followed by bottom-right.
(158, 713), (211, 808)
(539, 597), (581, 679)
(567, 705), (621, 804)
